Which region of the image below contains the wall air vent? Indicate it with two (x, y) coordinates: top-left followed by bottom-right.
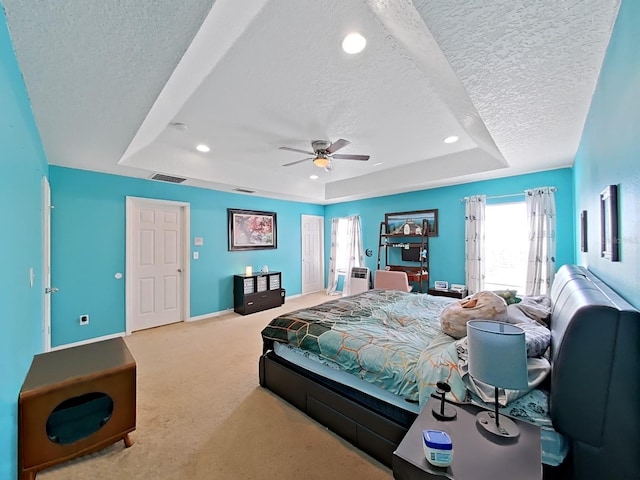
(150, 173), (186, 184)
(233, 188), (255, 194)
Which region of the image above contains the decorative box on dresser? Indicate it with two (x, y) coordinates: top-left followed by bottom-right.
(233, 271), (284, 315)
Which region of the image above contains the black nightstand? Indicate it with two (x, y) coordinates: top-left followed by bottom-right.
(393, 397), (541, 480)
(427, 288), (468, 299)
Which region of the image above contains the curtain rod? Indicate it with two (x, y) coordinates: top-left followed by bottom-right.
(460, 187), (557, 203)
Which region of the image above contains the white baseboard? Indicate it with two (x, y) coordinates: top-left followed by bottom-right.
(188, 308), (234, 322)
(51, 332), (125, 351)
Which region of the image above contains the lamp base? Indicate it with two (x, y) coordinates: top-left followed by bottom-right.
(476, 411), (520, 438)
(432, 403), (457, 421)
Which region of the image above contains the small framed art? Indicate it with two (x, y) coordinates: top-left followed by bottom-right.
(599, 185), (619, 261)
(580, 210), (588, 253)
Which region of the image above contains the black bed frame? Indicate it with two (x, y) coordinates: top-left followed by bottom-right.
(259, 347), (416, 466)
(259, 265), (640, 480)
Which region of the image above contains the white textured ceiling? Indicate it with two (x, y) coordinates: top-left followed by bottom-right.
(4, 0), (620, 203)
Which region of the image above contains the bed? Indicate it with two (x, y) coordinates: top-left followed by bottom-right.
(258, 265), (639, 480)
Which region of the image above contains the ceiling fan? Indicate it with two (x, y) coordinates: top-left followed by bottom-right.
(279, 139), (370, 170)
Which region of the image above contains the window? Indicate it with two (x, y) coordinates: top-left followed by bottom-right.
(335, 217), (350, 273)
(484, 201), (528, 293)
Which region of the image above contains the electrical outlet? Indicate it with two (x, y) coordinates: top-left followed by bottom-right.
(79, 314), (89, 325)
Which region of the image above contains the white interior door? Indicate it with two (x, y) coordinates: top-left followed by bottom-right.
(127, 198), (190, 332)
(42, 176), (52, 352)
(301, 214), (324, 294)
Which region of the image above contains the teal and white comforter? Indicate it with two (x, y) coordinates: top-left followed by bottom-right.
(261, 289), (465, 406)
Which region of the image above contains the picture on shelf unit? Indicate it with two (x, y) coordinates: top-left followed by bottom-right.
(385, 209), (438, 237)
(600, 185), (619, 261)
(434, 280), (449, 291)
(228, 208), (277, 251)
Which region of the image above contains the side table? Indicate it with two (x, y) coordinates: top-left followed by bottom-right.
(19, 337), (136, 480)
(393, 397), (541, 480)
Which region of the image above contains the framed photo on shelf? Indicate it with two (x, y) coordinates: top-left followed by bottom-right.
(434, 280), (449, 291)
(385, 209), (439, 236)
(599, 185), (619, 261)
(228, 209), (277, 251)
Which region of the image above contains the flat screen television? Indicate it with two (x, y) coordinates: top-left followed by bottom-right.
(401, 246), (421, 262)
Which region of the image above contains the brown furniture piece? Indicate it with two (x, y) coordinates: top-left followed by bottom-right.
(234, 271), (284, 315)
(18, 337), (136, 480)
(427, 288), (468, 299)
(393, 397), (541, 479)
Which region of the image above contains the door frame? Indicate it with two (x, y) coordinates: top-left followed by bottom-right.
(301, 214), (325, 295)
(125, 196), (191, 335)
(42, 176), (52, 352)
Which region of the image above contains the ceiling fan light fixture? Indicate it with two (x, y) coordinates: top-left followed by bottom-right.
(313, 156), (330, 168)
(342, 33), (366, 54)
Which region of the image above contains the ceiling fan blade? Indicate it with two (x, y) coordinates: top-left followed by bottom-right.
(326, 139), (350, 154)
(331, 154), (370, 161)
(282, 157), (313, 167)
(279, 146), (315, 155)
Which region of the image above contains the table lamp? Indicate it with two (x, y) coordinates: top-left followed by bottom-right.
(466, 320), (528, 438)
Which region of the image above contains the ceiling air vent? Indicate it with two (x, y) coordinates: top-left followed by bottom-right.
(233, 188), (255, 194)
(150, 173), (186, 184)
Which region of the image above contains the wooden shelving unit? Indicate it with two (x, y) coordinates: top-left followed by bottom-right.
(377, 220), (429, 292)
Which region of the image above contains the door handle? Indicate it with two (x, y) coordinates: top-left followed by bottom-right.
(45, 287), (59, 294)
(177, 268), (183, 273)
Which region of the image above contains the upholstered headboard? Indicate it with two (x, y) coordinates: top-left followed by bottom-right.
(549, 265), (640, 480)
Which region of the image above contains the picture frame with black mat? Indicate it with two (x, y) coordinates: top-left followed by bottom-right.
(228, 208), (277, 251)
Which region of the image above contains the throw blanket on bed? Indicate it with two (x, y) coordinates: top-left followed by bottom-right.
(261, 289), (466, 406)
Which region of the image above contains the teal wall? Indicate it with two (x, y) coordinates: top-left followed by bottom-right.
(48, 166), (323, 346)
(0, 8), (49, 479)
(325, 169), (575, 288)
(4, 0), (639, 477)
(573, 0), (640, 309)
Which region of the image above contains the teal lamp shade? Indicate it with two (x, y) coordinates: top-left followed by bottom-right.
(467, 320), (528, 437)
(467, 320), (528, 390)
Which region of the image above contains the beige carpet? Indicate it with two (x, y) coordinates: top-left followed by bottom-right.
(39, 293), (392, 480)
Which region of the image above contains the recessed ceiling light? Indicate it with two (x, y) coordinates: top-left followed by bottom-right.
(443, 136), (459, 144)
(342, 33), (366, 54)
(196, 144), (210, 152)
(309, 174), (319, 180)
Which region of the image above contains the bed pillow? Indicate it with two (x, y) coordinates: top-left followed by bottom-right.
(516, 322), (551, 358)
(440, 291), (508, 338)
(492, 289), (521, 305)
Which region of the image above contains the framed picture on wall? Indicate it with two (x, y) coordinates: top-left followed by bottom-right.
(228, 209), (277, 251)
(385, 209), (439, 236)
(580, 210), (588, 252)
(599, 185), (619, 261)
